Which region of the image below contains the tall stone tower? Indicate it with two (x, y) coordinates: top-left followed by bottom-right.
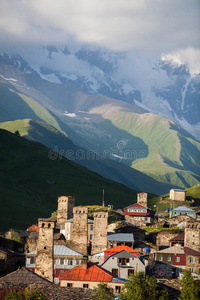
(137, 192), (148, 207)
(91, 211), (108, 255)
(71, 206), (88, 255)
(57, 196), (75, 224)
(184, 221), (200, 252)
(35, 218), (56, 282)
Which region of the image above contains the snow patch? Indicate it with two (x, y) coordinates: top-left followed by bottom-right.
(64, 111), (76, 117)
(0, 75), (18, 82)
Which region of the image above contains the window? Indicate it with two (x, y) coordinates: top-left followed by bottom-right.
(67, 283), (73, 288)
(175, 257), (180, 262)
(128, 269), (134, 276)
(27, 257), (30, 264)
(189, 268), (194, 273)
(60, 258), (64, 265)
(30, 256), (35, 264)
(190, 257), (194, 263)
(112, 269), (118, 276)
(199, 258), (200, 264)
(115, 286), (121, 293)
(90, 234), (93, 240)
(159, 256), (163, 261)
(75, 259), (79, 265)
(168, 256), (171, 262)
(83, 284), (89, 288)
(68, 259), (73, 265)
(90, 225), (93, 230)
(119, 258), (129, 265)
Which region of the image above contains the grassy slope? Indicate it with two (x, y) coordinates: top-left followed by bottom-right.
(0, 128), (145, 232)
(93, 107), (200, 188)
(0, 119), (176, 196)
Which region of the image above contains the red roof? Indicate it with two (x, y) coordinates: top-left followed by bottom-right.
(104, 245), (139, 256)
(127, 203), (147, 209)
(170, 232), (185, 242)
(59, 261), (115, 282)
(184, 247), (200, 256)
(27, 224), (39, 233)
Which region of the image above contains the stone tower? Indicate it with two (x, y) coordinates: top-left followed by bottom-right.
(57, 196), (75, 224)
(137, 192), (148, 207)
(91, 211), (108, 255)
(35, 218), (56, 282)
(71, 206), (88, 255)
(184, 221), (200, 252)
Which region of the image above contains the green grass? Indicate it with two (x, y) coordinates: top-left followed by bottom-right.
(0, 129), (142, 232)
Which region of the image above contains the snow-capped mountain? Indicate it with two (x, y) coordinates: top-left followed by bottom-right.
(0, 45), (199, 140)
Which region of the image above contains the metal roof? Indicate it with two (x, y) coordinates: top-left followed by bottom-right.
(61, 218), (93, 224)
(27, 245), (84, 256)
(173, 206), (195, 212)
(156, 245), (185, 254)
(107, 233), (134, 243)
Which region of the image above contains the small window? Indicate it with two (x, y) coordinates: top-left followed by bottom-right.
(83, 284), (89, 288)
(190, 257), (194, 264)
(159, 256), (163, 261)
(67, 283), (73, 288)
(44, 246), (47, 250)
(90, 225), (93, 230)
(189, 268), (194, 273)
(60, 258), (64, 264)
(115, 286), (121, 293)
(168, 256), (171, 262)
(90, 234), (93, 240)
(175, 257), (180, 262)
(128, 269), (134, 276)
(68, 259), (73, 265)
(112, 269), (118, 276)
(30, 257), (35, 264)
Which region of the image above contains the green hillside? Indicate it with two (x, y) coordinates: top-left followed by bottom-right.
(0, 128), (152, 232)
(0, 119), (177, 195)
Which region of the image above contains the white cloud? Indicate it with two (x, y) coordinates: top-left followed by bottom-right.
(0, 0), (199, 54)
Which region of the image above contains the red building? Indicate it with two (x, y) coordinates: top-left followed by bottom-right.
(124, 203), (155, 226)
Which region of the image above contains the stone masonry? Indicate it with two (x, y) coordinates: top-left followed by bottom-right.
(184, 220), (200, 252)
(57, 196), (75, 224)
(91, 211), (108, 255)
(71, 206), (88, 255)
(137, 192), (147, 207)
(35, 219), (56, 282)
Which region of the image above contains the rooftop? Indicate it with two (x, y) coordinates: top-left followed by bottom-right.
(104, 245), (139, 256)
(59, 261), (125, 283)
(107, 233), (134, 243)
(27, 245), (84, 256)
(173, 206), (195, 212)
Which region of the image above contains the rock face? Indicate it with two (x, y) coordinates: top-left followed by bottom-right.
(35, 219), (56, 282)
(184, 221), (200, 252)
(57, 196), (75, 224)
(71, 207), (88, 255)
(91, 211), (108, 255)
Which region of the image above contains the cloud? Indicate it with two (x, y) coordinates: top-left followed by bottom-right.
(0, 0), (199, 54)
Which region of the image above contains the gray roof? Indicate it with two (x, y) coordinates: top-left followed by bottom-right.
(0, 267), (51, 285)
(27, 245), (84, 256)
(107, 233), (134, 243)
(173, 206), (195, 212)
(156, 245), (185, 254)
(112, 250), (137, 259)
(61, 218), (93, 224)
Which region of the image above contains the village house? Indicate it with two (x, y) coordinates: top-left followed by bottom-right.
(169, 232), (184, 247)
(58, 260), (126, 294)
(107, 233), (134, 248)
(154, 245), (200, 278)
(124, 203), (155, 226)
(170, 206), (196, 219)
(169, 189), (186, 201)
(101, 250), (145, 278)
(26, 245), (84, 283)
(114, 223), (146, 243)
(0, 246), (24, 274)
(156, 231), (179, 250)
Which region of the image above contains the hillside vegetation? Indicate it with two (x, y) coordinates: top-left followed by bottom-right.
(0, 129), (152, 232)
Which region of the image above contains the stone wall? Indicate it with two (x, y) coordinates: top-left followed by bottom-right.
(137, 192), (147, 207)
(71, 207), (88, 255)
(57, 196), (75, 224)
(169, 190), (186, 201)
(35, 219), (56, 282)
(185, 254), (200, 274)
(91, 211), (108, 255)
(184, 221), (200, 252)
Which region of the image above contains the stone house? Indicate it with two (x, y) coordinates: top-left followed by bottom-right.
(170, 206), (196, 219)
(59, 260), (126, 294)
(124, 203), (155, 226)
(156, 231), (178, 250)
(0, 246), (24, 274)
(168, 214), (194, 227)
(26, 245), (84, 284)
(169, 189), (186, 201)
(169, 232), (184, 247)
(154, 245), (200, 278)
(60, 218), (94, 242)
(114, 223), (145, 243)
(107, 233), (134, 248)
(101, 250), (145, 279)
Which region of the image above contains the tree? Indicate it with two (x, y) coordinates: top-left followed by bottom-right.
(5, 289), (48, 300)
(119, 272), (169, 300)
(90, 282), (113, 300)
(15, 130), (20, 136)
(180, 270), (200, 300)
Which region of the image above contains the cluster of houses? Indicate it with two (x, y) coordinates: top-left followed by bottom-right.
(0, 189), (200, 293)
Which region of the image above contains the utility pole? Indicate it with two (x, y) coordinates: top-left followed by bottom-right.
(102, 189), (105, 207)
